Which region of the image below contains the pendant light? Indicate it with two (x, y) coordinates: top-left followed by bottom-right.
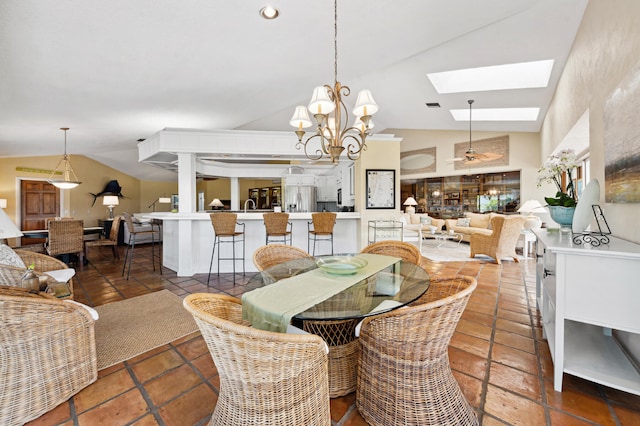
(48, 127), (82, 189)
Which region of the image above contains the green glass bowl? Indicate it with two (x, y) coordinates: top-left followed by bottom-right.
(316, 256), (368, 275)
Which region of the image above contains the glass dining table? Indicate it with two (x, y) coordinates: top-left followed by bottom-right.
(243, 253), (431, 397)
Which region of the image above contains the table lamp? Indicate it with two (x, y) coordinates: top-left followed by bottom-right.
(209, 198), (224, 210)
(0, 205), (23, 245)
(517, 199), (545, 230)
(103, 195), (119, 219)
(403, 196), (418, 214)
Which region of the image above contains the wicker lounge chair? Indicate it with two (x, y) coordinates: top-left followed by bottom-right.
(183, 293), (330, 426)
(0, 287), (97, 426)
(356, 275), (478, 426)
(470, 215), (526, 264)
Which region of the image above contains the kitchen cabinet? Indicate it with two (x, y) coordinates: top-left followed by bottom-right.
(283, 175), (316, 187)
(340, 162), (355, 204)
(316, 175), (337, 202)
(535, 229), (640, 395)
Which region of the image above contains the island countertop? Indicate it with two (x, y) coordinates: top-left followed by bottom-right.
(149, 211), (361, 276)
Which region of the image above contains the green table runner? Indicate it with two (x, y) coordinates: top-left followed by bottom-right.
(242, 253), (401, 332)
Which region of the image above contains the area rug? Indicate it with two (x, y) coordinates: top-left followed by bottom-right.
(94, 290), (198, 370)
(420, 239), (522, 262)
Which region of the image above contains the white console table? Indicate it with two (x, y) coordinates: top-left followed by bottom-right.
(534, 230), (640, 394)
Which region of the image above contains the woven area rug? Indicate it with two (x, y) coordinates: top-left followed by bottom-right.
(94, 290), (198, 370)
(420, 240), (504, 262)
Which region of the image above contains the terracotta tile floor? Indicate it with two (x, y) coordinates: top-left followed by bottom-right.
(27, 244), (640, 426)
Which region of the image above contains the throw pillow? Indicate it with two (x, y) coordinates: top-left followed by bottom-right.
(420, 216), (432, 226)
(456, 217), (471, 227)
(0, 244), (26, 268)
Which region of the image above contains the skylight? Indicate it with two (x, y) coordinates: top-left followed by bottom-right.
(427, 60), (554, 93)
(450, 107), (540, 121)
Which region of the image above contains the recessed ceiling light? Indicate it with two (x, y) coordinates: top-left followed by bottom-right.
(450, 107), (540, 121)
(427, 59), (554, 93)
(259, 6), (279, 20)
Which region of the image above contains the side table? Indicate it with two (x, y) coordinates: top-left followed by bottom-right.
(433, 232), (463, 248)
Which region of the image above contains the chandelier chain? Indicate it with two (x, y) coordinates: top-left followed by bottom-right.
(333, 0), (338, 84)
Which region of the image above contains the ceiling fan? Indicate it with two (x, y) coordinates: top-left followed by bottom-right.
(448, 100), (503, 165)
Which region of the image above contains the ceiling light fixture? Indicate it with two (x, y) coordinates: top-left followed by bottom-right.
(259, 6), (279, 20)
(290, 0), (378, 163)
(48, 127), (82, 189)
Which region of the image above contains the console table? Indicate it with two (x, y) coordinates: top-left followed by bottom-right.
(534, 229), (640, 394)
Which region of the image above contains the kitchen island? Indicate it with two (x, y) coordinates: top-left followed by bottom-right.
(147, 212), (361, 277)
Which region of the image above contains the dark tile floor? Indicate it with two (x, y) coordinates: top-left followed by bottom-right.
(27, 244), (640, 426)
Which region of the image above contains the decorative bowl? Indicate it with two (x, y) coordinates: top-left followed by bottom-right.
(316, 256), (368, 275)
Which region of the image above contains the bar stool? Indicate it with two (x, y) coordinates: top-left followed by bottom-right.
(122, 212), (159, 279)
(263, 212), (292, 245)
(208, 213), (245, 285)
(308, 212), (336, 256)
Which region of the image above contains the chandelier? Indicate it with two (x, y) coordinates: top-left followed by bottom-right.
(290, 0), (378, 163)
(48, 127), (82, 189)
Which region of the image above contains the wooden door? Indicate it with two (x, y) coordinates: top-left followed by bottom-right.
(21, 180), (60, 231)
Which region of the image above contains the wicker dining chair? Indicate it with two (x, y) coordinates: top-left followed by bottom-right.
(470, 215), (526, 264)
(46, 219), (85, 268)
(263, 212), (293, 245)
(252, 244), (312, 271)
(84, 215), (121, 261)
(360, 240), (422, 264)
(308, 212), (336, 256)
(208, 213), (245, 285)
(0, 287), (97, 426)
(183, 293), (331, 426)
(356, 275), (478, 426)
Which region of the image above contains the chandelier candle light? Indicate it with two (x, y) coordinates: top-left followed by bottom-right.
(48, 127), (81, 189)
(290, 0), (378, 163)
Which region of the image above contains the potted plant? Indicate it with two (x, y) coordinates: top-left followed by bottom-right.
(536, 149), (579, 228)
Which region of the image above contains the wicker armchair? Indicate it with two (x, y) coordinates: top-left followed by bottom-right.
(0, 287), (97, 426)
(85, 215), (121, 261)
(253, 244), (312, 271)
(183, 293), (330, 426)
(356, 275), (478, 426)
(7, 249), (75, 299)
(469, 215), (526, 264)
(46, 219), (84, 267)
(360, 240), (422, 264)
(263, 212), (292, 245)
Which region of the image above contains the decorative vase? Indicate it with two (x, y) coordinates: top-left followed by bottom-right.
(548, 205), (576, 232)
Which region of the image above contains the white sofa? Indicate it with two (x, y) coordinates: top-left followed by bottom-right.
(444, 212), (504, 243)
(122, 214), (162, 245)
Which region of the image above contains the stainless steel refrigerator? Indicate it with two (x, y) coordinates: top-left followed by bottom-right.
(284, 185), (317, 213)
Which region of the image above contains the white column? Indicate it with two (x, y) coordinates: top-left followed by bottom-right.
(177, 153), (196, 213)
(230, 177), (240, 211)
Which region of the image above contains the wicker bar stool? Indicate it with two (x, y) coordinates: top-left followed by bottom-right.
(183, 293), (331, 426)
(208, 213), (245, 285)
(46, 219), (85, 268)
(122, 212), (159, 279)
(308, 212), (336, 256)
(356, 275), (479, 426)
(263, 212), (292, 245)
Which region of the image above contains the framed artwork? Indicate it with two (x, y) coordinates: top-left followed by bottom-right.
(366, 169), (395, 209)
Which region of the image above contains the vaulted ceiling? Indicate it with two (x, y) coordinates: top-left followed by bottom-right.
(0, 0), (588, 180)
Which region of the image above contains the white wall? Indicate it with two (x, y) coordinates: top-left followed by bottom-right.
(541, 0), (640, 244)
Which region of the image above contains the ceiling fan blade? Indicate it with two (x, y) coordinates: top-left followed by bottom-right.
(478, 152), (503, 161)
(446, 157), (464, 163)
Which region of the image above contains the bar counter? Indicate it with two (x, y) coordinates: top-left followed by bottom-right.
(146, 212), (361, 277)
